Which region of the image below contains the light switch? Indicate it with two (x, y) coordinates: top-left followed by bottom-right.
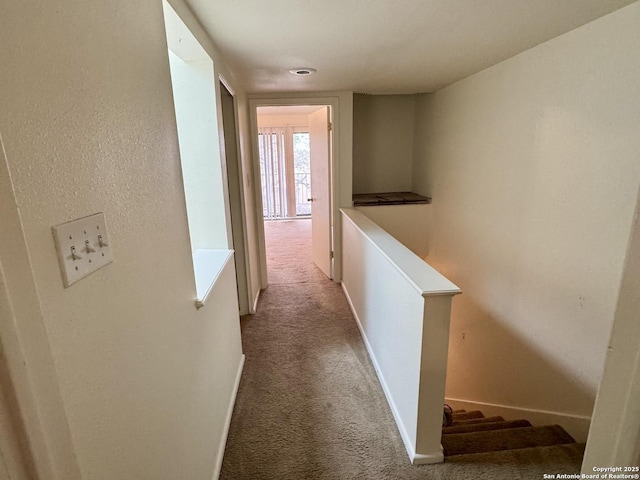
(52, 212), (113, 287)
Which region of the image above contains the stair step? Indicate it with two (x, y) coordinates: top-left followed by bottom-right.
(451, 415), (505, 426)
(451, 410), (484, 421)
(443, 425), (576, 456)
(443, 419), (532, 435)
(445, 442), (586, 469)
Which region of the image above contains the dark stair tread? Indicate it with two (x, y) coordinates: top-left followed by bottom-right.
(443, 419), (532, 435)
(451, 410), (484, 421)
(445, 442), (586, 467)
(451, 415), (505, 426)
(443, 424), (576, 456)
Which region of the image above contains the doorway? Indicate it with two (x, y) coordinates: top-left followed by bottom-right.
(256, 107), (315, 220)
(220, 80), (251, 315)
(253, 104), (333, 283)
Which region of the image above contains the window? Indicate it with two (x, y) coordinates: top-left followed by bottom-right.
(293, 132), (311, 216)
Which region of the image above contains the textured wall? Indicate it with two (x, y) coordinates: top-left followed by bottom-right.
(0, 0), (244, 479)
(412, 2), (640, 421)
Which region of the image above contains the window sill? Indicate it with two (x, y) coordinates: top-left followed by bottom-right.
(193, 249), (234, 309)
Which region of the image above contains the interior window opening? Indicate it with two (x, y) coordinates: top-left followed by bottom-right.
(162, 0), (232, 307)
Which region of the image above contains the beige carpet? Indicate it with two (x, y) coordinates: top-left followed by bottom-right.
(219, 219), (583, 479)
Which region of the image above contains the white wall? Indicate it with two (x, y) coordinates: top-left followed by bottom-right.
(353, 94), (416, 194)
(0, 141), (81, 480)
(341, 209), (459, 464)
(583, 186), (640, 471)
(165, 0), (262, 314)
(355, 204), (431, 259)
(412, 1), (640, 431)
(0, 0), (247, 478)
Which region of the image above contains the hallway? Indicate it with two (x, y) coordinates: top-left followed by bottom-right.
(218, 220), (581, 479)
(221, 220), (406, 480)
(220, 219), (418, 479)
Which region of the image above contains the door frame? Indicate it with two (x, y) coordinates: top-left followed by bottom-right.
(0, 136), (82, 480)
(219, 75), (252, 315)
(0, 263), (30, 480)
(249, 95), (344, 289)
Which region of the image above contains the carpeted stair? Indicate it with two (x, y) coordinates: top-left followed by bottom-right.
(442, 410), (585, 464)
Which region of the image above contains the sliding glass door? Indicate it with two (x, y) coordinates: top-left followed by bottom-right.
(258, 127), (310, 219)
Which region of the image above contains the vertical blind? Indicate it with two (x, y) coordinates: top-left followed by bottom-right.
(258, 127), (296, 218)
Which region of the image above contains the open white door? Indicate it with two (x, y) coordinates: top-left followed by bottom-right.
(308, 106), (332, 279)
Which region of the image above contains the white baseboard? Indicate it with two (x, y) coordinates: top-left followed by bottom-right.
(412, 450), (444, 465)
(445, 397), (592, 443)
(341, 283), (442, 465)
(251, 289), (261, 314)
(213, 354), (245, 480)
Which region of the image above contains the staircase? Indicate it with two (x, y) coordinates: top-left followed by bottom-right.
(442, 410), (585, 468)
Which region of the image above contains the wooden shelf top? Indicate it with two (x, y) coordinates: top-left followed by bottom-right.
(353, 191), (432, 206)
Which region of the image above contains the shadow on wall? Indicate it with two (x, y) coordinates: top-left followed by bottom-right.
(418, 188), (608, 444)
(444, 290), (595, 441)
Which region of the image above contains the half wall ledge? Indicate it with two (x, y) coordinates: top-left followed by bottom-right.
(340, 208), (460, 465)
(193, 249), (234, 309)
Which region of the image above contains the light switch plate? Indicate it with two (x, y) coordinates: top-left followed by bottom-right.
(52, 212), (113, 287)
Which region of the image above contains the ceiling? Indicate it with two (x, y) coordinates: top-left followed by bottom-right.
(185, 0), (637, 94)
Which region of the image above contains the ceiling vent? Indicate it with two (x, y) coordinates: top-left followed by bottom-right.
(289, 68), (317, 76)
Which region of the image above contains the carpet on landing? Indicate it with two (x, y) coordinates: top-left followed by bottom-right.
(219, 219), (584, 479)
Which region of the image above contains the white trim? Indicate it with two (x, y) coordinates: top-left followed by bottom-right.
(445, 397), (592, 442)
(193, 249), (234, 309)
(341, 209), (461, 297)
(212, 353), (245, 480)
(248, 101), (268, 289)
(218, 79), (252, 316)
(412, 450), (445, 465)
(218, 73), (236, 97)
(248, 94), (347, 288)
(251, 288), (261, 314)
(341, 282), (438, 464)
(583, 184), (640, 471)
(0, 266), (31, 480)
(0, 134), (82, 479)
